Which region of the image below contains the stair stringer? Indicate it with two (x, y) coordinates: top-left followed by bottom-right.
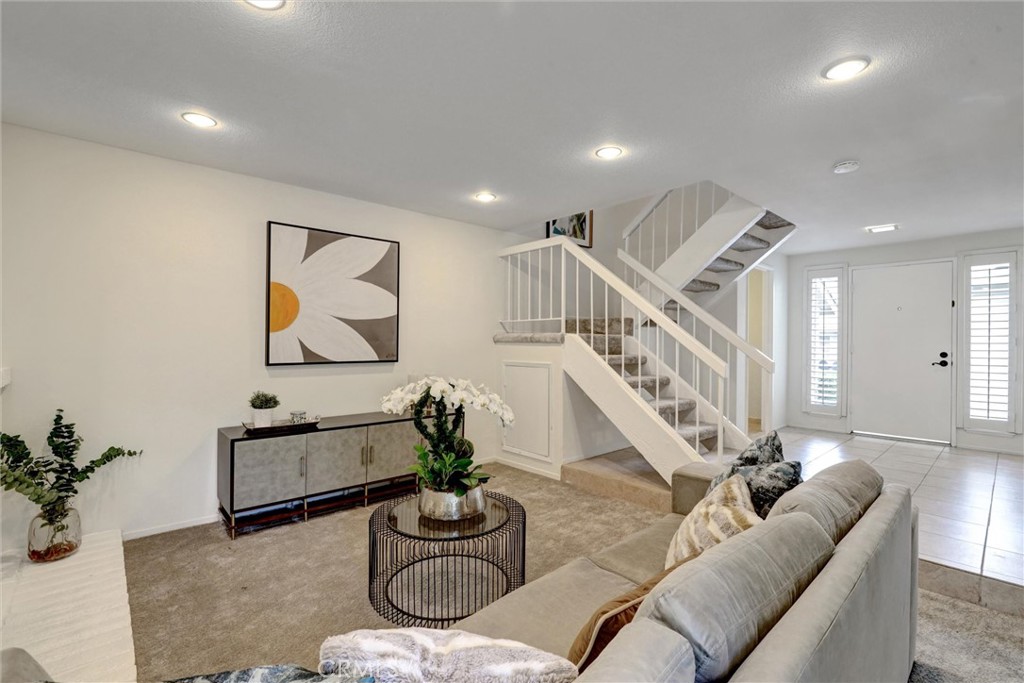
(654, 195), (765, 294)
(563, 334), (703, 484)
(623, 334), (751, 454)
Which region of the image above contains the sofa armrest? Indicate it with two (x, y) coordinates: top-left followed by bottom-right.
(671, 462), (726, 514)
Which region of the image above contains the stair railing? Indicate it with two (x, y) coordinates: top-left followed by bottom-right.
(619, 249), (775, 434)
(499, 236), (729, 459)
(621, 181), (735, 276)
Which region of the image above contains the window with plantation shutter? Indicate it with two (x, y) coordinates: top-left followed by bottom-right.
(963, 252), (1017, 432)
(805, 267), (845, 416)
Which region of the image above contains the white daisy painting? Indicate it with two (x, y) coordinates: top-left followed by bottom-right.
(266, 222), (399, 365)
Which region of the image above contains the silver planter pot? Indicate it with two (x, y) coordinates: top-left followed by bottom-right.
(418, 486), (486, 521)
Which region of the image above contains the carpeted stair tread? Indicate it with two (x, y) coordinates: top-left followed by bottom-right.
(682, 278), (720, 293)
(566, 318), (635, 335)
(649, 397), (697, 420)
(756, 210), (795, 230)
(493, 332), (565, 344)
(578, 334), (624, 354)
(730, 233), (771, 252)
(677, 422), (720, 442)
(705, 256), (745, 273)
(603, 354), (646, 368)
(624, 374), (671, 392)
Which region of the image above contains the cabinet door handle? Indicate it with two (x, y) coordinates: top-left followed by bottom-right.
(299, 455), (305, 477)
(369, 445), (375, 464)
(360, 446), (366, 466)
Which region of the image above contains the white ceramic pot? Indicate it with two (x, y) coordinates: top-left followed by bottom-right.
(253, 408), (274, 428)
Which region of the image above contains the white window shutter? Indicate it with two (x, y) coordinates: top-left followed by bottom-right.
(805, 267), (845, 416)
(963, 252), (1017, 432)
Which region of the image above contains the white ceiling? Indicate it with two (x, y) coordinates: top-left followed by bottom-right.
(2, 1), (1021, 254)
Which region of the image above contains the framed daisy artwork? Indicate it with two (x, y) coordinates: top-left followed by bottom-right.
(266, 221), (399, 365)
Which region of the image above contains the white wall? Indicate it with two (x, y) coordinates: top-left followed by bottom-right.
(786, 228), (1024, 454)
(0, 124), (525, 549)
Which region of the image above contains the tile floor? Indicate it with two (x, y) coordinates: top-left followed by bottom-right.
(775, 427), (1024, 586)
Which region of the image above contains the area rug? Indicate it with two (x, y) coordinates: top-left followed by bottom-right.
(125, 464), (1023, 682)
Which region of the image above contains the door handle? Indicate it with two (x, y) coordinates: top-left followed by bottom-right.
(369, 445), (375, 464)
(360, 446), (366, 466)
(299, 455), (305, 477)
(931, 360), (950, 367)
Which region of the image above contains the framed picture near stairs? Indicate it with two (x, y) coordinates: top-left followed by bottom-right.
(546, 210), (593, 248)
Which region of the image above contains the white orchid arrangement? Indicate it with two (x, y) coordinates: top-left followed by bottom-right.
(381, 377), (514, 496)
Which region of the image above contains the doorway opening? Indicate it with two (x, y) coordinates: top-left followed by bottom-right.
(746, 268), (773, 436)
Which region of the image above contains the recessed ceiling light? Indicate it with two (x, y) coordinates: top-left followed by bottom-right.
(181, 112), (218, 128)
(864, 223), (899, 234)
(474, 192), (497, 203)
(823, 57), (871, 81)
(595, 146), (624, 160)
(245, 0), (285, 9)
(832, 160), (860, 174)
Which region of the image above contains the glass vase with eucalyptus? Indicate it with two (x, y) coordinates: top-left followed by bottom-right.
(1, 409), (141, 563)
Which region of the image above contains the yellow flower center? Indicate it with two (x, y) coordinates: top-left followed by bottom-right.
(269, 282), (300, 332)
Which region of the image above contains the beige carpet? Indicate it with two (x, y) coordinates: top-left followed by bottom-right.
(125, 463), (1024, 682)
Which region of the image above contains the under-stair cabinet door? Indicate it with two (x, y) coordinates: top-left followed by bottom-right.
(367, 421), (421, 481)
(306, 428), (367, 495)
(233, 435), (307, 510)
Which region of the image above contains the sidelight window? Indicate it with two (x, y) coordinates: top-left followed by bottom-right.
(805, 266), (845, 416)
(962, 252), (1018, 432)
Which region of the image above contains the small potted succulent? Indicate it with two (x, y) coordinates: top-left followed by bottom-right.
(0, 410), (141, 562)
(249, 391), (280, 428)
(381, 377), (514, 521)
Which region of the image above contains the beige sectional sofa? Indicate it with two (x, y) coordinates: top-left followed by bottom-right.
(456, 459), (919, 682)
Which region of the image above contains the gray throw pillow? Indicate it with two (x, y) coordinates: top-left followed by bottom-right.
(709, 460), (803, 519)
(735, 430), (784, 466)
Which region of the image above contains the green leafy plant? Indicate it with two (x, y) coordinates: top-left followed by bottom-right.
(0, 409), (142, 531)
(249, 391), (280, 409)
(381, 377), (514, 496)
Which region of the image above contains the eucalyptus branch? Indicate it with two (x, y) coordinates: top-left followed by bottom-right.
(0, 410), (142, 524)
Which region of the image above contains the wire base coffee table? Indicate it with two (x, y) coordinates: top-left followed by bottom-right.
(368, 491), (526, 628)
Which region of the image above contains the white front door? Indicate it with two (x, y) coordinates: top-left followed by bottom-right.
(850, 261), (954, 442)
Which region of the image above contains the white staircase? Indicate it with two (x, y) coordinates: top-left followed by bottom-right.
(496, 182), (793, 484)
(621, 181), (797, 309)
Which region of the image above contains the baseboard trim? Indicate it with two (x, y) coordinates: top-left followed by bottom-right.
(123, 514), (221, 541)
(489, 455), (562, 481)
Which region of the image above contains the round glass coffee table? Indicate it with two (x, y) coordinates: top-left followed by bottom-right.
(368, 491), (526, 628)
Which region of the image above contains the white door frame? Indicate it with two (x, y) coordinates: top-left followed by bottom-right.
(848, 257), (958, 445)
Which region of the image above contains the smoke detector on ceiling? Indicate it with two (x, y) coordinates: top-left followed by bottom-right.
(832, 160), (861, 174)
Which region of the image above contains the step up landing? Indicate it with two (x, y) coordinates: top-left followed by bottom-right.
(561, 448), (673, 513)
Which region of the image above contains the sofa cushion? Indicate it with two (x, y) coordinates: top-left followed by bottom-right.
(730, 486), (914, 683)
(453, 557), (638, 659)
(710, 460), (804, 518)
(589, 513), (683, 584)
(567, 557), (694, 670)
(636, 512), (835, 683)
(575, 619), (696, 683)
(665, 475), (761, 568)
(767, 459), (884, 543)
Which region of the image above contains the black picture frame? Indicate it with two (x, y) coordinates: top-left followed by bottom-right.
(265, 221), (400, 366)
(546, 210), (594, 249)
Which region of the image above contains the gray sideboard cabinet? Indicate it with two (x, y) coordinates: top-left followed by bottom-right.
(217, 411), (451, 538)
